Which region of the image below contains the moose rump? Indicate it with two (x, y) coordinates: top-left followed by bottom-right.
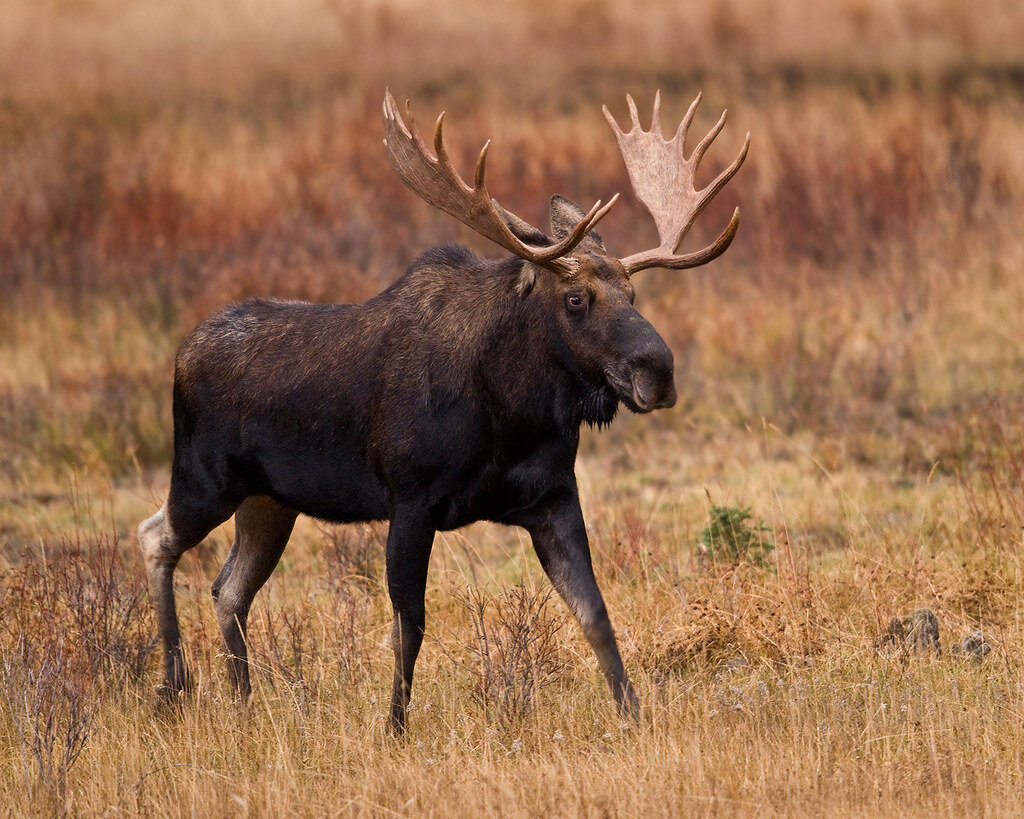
(170, 298), (391, 524)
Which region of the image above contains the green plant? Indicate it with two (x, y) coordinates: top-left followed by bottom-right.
(697, 504), (775, 567)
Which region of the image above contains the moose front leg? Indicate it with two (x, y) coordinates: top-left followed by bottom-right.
(525, 493), (639, 720)
(384, 509), (435, 735)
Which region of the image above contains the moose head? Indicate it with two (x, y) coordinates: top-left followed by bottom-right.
(383, 89), (748, 417)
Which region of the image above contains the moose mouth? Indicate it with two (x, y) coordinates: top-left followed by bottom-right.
(604, 368), (675, 414)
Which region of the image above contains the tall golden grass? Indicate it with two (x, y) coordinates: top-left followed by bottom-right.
(2, 0), (1024, 815)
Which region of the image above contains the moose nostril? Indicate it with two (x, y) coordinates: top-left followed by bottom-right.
(629, 368), (677, 411)
(661, 379), (678, 408)
(631, 343), (674, 379)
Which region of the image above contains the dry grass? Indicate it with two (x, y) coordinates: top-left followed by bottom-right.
(2, 0), (1024, 815)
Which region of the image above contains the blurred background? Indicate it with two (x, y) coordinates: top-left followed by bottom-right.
(0, 0), (1022, 495)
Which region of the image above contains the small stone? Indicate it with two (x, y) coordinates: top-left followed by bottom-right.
(954, 630), (991, 662)
(873, 608), (941, 657)
(907, 609), (941, 654)
(725, 656), (749, 673)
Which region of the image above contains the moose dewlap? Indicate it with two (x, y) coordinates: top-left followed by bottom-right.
(137, 89), (748, 734)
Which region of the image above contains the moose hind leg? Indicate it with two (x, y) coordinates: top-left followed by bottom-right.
(213, 496), (297, 700)
(138, 501), (230, 699)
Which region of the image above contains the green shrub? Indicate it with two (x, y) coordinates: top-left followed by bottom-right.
(698, 505), (775, 567)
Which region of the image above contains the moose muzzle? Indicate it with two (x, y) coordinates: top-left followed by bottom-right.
(605, 314), (676, 414)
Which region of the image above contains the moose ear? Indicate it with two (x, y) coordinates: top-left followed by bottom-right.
(492, 198), (551, 248)
(550, 195), (604, 247)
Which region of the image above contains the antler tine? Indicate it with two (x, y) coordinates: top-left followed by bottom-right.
(383, 90), (410, 140)
(650, 90), (663, 137)
(556, 194), (620, 253)
(406, 101), (425, 149)
(602, 105), (623, 140)
(656, 207), (741, 270)
(689, 109), (728, 170)
(667, 124), (750, 252)
(702, 131), (751, 205)
(675, 93), (702, 145)
(433, 111), (474, 194)
(473, 140), (490, 190)
(626, 93), (640, 128)
(605, 91), (749, 276)
(432, 111), (452, 170)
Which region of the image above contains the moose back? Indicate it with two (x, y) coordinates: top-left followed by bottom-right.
(138, 89), (748, 733)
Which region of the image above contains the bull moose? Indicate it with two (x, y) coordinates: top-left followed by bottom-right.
(138, 89), (748, 733)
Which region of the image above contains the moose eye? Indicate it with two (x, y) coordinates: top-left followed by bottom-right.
(565, 292), (588, 314)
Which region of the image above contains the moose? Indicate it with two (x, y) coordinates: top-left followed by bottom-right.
(138, 89), (748, 733)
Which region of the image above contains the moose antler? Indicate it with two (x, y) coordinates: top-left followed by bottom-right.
(603, 91), (749, 275)
(383, 89), (618, 275)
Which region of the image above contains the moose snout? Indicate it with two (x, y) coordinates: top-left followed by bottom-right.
(604, 313), (677, 413)
(625, 340), (676, 412)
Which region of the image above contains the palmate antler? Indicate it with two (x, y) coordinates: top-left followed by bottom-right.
(603, 91), (750, 276)
(383, 89), (618, 276)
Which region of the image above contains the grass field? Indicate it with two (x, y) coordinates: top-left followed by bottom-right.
(2, 0), (1024, 814)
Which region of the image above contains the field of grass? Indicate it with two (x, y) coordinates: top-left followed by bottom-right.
(2, 0), (1024, 814)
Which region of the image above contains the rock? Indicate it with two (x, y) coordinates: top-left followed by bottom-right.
(725, 656), (749, 673)
(953, 630), (991, 662)
(907, 609), (941, 654)
(873, 608), (941, 657)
